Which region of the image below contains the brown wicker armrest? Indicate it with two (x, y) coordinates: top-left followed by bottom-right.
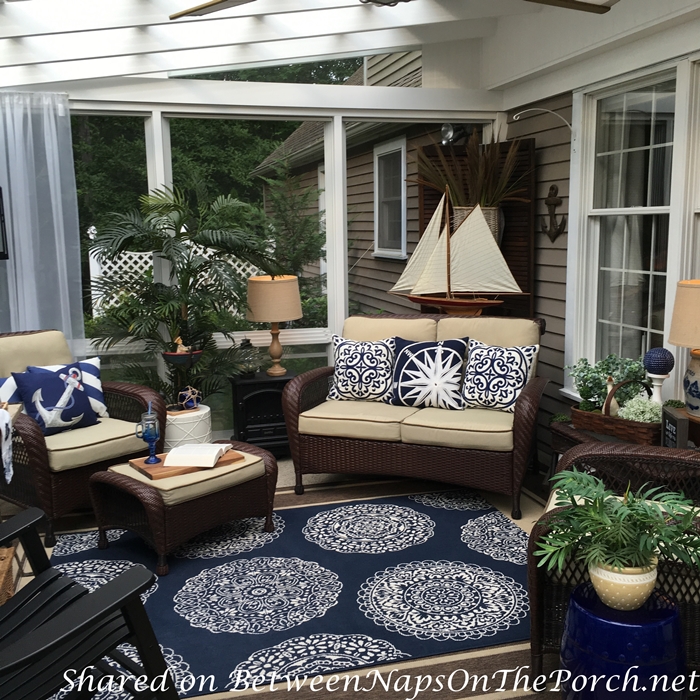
(102, 382), (167, 453)
(282, 366), (334, 470)
(511, 376), (549, 493)
(10, 412), (53, 505)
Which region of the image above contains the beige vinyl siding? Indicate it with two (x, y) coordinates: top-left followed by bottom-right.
(366, 52), (422, 87)
(507, 93), (573, 468)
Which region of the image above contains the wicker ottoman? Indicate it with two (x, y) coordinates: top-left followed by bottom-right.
(88, 441), (277, 575)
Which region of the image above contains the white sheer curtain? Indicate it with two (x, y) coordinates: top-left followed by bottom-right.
(0, 92), (84, 349)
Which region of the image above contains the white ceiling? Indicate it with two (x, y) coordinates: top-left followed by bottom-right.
(0, 0), (538, 87)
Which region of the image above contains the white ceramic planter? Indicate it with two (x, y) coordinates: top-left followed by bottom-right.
(589, 561), (658, 611)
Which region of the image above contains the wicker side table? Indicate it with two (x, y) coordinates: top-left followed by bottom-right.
(88, 441), (277, 575)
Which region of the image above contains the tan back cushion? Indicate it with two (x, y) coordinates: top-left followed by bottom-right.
(342, 316), (437, 342)
(0, 331), (73, 376)
(437, 317), (541, 347)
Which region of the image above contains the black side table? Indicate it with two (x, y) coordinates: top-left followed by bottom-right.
(229, 372), (295, 457)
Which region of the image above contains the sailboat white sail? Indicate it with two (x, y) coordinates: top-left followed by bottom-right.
(389, 194), (445, 295)
(410, 205), (522, 296)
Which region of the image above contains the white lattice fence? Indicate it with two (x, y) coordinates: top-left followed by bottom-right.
(89, 247), (258, 314)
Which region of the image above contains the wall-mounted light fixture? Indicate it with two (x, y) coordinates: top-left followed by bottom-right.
(523, 0), (619, 13)
(0, 187), (8, 261)
(440, 124), (467, 146)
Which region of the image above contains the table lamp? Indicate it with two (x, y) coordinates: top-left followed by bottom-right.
(246, 275), (303, 376)
(668, 279), (700, 422)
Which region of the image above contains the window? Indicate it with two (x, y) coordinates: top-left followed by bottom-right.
(374, 138), (406, 258)
(591, 79), (675, 359)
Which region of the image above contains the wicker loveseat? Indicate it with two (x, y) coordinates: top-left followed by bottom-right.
(0, 330), (165, 545)
(283, 313), (547, 518)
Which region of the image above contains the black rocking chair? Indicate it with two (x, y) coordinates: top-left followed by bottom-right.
(0, 507), (179, 700)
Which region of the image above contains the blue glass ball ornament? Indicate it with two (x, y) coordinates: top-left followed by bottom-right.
(178, 385), (202, 410)
(643, 347), (675, 375)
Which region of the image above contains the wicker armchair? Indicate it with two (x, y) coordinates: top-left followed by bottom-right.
(0, 330), (165, 546)
(528, 441), (700, 677)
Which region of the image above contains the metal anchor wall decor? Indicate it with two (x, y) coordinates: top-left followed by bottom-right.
(542, 184), (567, 243)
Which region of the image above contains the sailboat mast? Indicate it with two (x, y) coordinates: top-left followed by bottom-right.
(445, 185), (452, 299)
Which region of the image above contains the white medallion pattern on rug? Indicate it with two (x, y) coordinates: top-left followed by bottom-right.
(409, 490), (491, 511)
(460, 511), (528, 565)
(52, 529), (126, 557)
(173, 513), (284, 559)
(303, 504), (434, 553)
(226, 634), (409, 690)
(173, 557), (342, 634)
(358, 560), (528, 641)
(54, 560), (158, 602)
(50, 643), (190, 700)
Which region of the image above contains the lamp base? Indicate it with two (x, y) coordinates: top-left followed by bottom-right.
(684, 349), (700, 422)
(266, 322), (288, 377)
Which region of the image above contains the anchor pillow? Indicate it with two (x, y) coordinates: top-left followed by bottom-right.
(12, 366), (99, 436)
(462, 339), (539, 413)
(27, 357), (108, 418)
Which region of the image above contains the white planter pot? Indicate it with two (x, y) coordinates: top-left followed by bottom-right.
(588, 561), (658, 611)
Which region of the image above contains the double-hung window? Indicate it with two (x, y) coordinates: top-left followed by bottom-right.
(591, 78), (676, 359)
(374, 137), (406, 259)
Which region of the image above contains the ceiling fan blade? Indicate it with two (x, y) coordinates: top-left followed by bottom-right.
(523, 0), (619, 12)
(170, 0), (255, 20)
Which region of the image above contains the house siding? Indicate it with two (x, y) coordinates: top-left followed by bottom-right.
(506, 93), (574, 467)
(365, 52), (422, 87)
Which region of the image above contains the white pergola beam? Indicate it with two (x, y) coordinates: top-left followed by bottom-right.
(0, 20), (492, 87)
(0, 7), (495, 70)
(23, 76), (503, 121)
(0, 0), (533, 40)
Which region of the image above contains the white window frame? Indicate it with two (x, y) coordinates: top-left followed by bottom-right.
(564, 59), (700, 402)
(373, 136), (407, 260)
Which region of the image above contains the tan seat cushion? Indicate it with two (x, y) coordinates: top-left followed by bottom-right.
(299, 400), (420, 442)
(400, 407), (514, 451)
(0, 331), (73, 376)
(45, 417), (146, 472)
(342, 317), (437, 342)
(110, 452), (265, 506)
(437, 317), (541, 347)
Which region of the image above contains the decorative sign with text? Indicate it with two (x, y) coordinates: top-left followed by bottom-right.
(662, 406), (689, 449)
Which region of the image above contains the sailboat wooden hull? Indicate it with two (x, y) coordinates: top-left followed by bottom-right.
(406, 294), (504, 316)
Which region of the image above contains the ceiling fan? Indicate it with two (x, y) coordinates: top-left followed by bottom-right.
(169, 0), (619, 21)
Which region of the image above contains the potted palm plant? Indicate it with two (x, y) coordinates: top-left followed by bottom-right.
(413, 128), (528, 240)
(90, 180), (282, 404)
(535, 469), (700, 610)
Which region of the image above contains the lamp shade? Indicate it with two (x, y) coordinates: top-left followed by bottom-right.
(669, 280), (700, 348)
(246, 275), (303, 323)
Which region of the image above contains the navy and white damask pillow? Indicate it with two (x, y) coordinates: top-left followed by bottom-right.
(388, 337), (469, 410)
(327, 335), (396, 402)
(462, 339), (539, 413)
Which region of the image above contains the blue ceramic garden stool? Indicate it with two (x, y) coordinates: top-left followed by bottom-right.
(560, 583), (686, 699)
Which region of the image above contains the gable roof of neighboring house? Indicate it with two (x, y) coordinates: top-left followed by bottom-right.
(253, 55), (422, 176)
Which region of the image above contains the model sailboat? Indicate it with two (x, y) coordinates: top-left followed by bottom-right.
(389, 191), (522, 316)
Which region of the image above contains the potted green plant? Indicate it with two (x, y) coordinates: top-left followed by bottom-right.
(535, 469), (700, 610)
(90, 180), (283, 404)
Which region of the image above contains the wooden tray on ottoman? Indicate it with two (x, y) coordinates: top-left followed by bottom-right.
(128, 450), (245, 480)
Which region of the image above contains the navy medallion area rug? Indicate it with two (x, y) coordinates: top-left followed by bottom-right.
(50, 490), (530, 698)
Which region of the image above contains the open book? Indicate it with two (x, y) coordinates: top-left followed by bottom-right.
(164, 443), (236, 468)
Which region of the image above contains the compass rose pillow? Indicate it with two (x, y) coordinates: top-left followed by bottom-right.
(12, 366), (99, 436)
(462, 339), (539, 413)
(328, 335), (396, 402)
(388, 337), (469, 410)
